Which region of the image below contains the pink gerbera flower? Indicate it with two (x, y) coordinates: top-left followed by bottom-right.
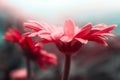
(3, 28), (57, 69)
(24, 19), (116, 55)
(24, 19), (116, 80)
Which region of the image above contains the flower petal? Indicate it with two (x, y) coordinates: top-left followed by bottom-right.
(38, 34), (52, 41)
(75, 23), (92, 38)
(60, 36), (72, 42)
(92, 24), (107, 30)
(28, 32), (38, 37)
(41, 39), (52, 43)
(24, 23), (41, 31)
(92, 25), (117, 35)
(100, 33), (115, 36)
(75, 38), (88, 44)
(99, 25), (117, 33)
(64, 19), (75, 39)
(89, 36), (108, 46)
(51, 30), (63, 40)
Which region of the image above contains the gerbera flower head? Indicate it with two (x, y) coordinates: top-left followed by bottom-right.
(24, 19), (116, 55)
(3, 28), (57, 69)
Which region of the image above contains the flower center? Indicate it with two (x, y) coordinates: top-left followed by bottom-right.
(56, 40), (83, 55)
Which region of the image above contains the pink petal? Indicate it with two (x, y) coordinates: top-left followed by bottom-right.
(75, 38), (88, 44)
(41, 39), (53, 43)
(38, 34), (52, 41)
(98, 25), (117, 33)
(100, 33), (115, 36)
(91, 25), (117, 36)
(37, 30), (50, 35)
(64, 19), (75, 39)
(28, 20), (45, 29)
(51, 31), (63, 40)
(28, 30), (51, 38)
(95, 25), (116, 34)
(30, 21), (54, 32)
(60, 36), (73, 42)
(28, 32), (38, 37)
(41, 22), (53, 32)
(92, 24), (107, 30)
(45, 58), (57, 65)
(90, 37), (108, 46)
(75, 23), (92, 38)
(44, 53), (57, 65)
(24, 23), (41, 31)
(12, 29), (22, 39)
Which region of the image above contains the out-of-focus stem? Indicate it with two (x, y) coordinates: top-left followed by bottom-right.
(26, 59), (31, 80)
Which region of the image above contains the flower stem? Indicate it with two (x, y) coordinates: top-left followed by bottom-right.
(26, 59), (31, 80)
(62, 55), (72, 80)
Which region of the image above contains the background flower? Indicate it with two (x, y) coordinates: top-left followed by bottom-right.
(3, 28), (57, 69)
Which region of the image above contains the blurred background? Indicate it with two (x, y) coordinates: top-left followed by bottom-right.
(0, 0), (120, 80)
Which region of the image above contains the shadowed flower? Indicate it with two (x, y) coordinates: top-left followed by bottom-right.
(3, 28), (57, 69)
(24, 19), (116, 55)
